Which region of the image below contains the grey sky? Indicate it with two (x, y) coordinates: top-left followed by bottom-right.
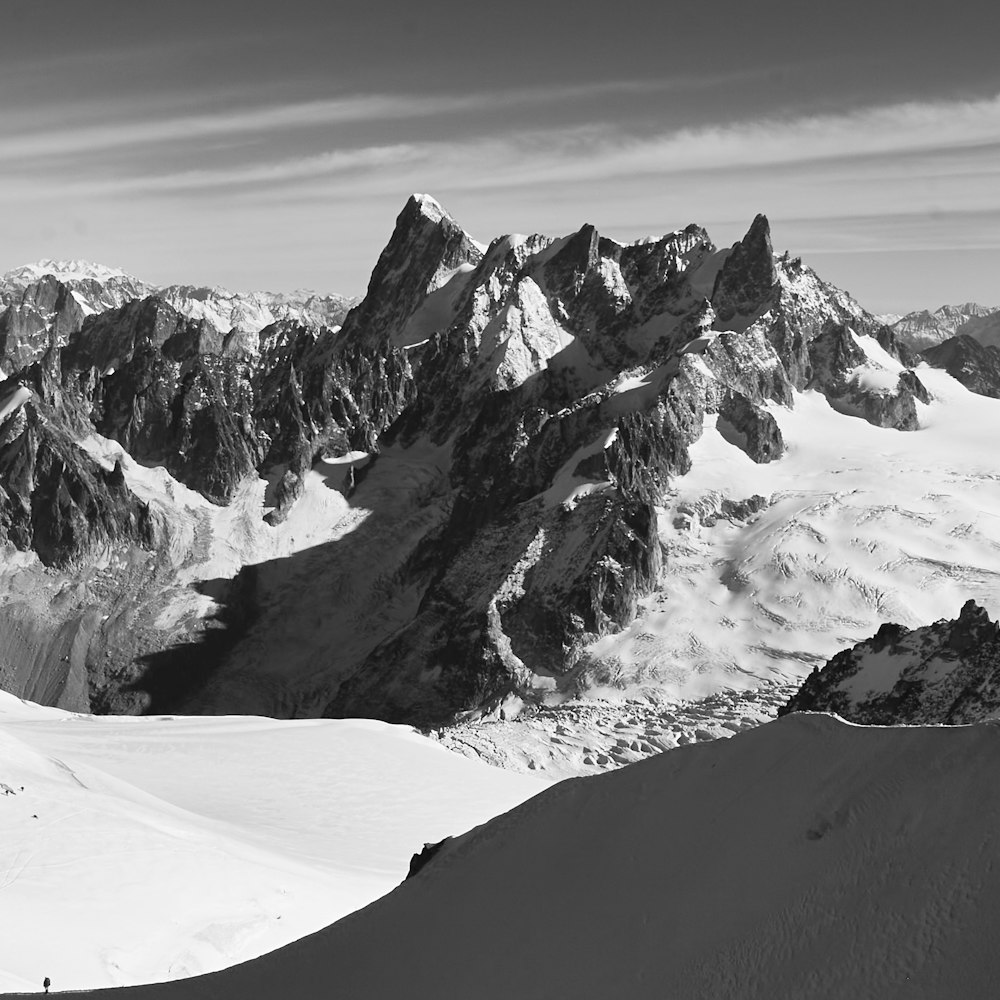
(2, 0), (998, 311)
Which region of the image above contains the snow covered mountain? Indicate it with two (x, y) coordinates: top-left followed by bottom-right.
(0, 690), (544, 992)
(891, 301), (1000, 351)
(0, 260), (355, 374)
(3, 259), (145, 289)
(779, 600), (1000, 724)
(2, 195), (1000, 752)
(28, 712), (1000, 999)
(154, 284), (355, 349)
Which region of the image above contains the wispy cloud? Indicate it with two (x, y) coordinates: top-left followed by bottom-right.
(75, 91), (999, 199)
(417, 93), (1000, 191)
(0, 78), (743, 163)
(3, 88), (1000, 311)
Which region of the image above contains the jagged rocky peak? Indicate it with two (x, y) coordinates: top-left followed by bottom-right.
(314, 199), (898, 723)
(391, 193), (485, 286)
(711, 213), (777, 327)
(779, 600), (1000, 725)
(65, 295), (209, 371)
(0, 276), (87, 373)
(339, 193), (486, 355)
(923, 334), (1000, 399)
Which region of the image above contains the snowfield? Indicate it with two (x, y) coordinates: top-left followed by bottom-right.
(0, 693), (546, 992)
(431, 354), (1000, 776)
(15, 712), (1000, 1000)
(586, 359), (1000, 700)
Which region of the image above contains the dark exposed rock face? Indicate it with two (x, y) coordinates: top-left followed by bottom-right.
(806, 323), (930, 431)
(60, 298), (260, 504)
(779, 600), (1000, 725)
(711, 214), (777, 327)
(0, 277), (88, 373)
(0, 350), (158, 567)
(923, 335), (1000, 399)
(716, 391), (784, 463)
(405, 837), (452, 880)
(0, 268), (154, 374)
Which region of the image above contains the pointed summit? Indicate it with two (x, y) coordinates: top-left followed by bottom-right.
(408, 192), (449, 224)
(337, 195), (484, 351)
(710, 213), (778, 328)
(368, 194), (483, 293)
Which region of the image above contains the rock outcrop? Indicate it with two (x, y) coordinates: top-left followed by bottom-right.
(0, 351), (158, 567)
(923, 334), (1000, 399)
(778, 600), (1000, 724)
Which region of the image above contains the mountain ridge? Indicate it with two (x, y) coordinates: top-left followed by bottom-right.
(0, 195), (997, 737)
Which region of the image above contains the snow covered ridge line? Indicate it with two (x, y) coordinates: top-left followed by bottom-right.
(17, 713), (1000, 999)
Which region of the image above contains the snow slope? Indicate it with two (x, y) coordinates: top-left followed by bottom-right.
(583, 357), (1000, 700)
(33, 713), (1000, 1000)
(0, 694), (545, 992)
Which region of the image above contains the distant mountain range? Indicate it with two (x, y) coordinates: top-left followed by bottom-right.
(890, 301), (1000, 351)
(0, 258), (357, 373)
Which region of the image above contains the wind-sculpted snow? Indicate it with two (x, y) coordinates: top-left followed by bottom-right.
(28, 714), (1000, 999)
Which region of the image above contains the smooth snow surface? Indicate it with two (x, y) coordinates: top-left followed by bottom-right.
(0, 694), (545, 992)
(34, 714), (1000, 1000)
(586, 363), (1000, 701)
